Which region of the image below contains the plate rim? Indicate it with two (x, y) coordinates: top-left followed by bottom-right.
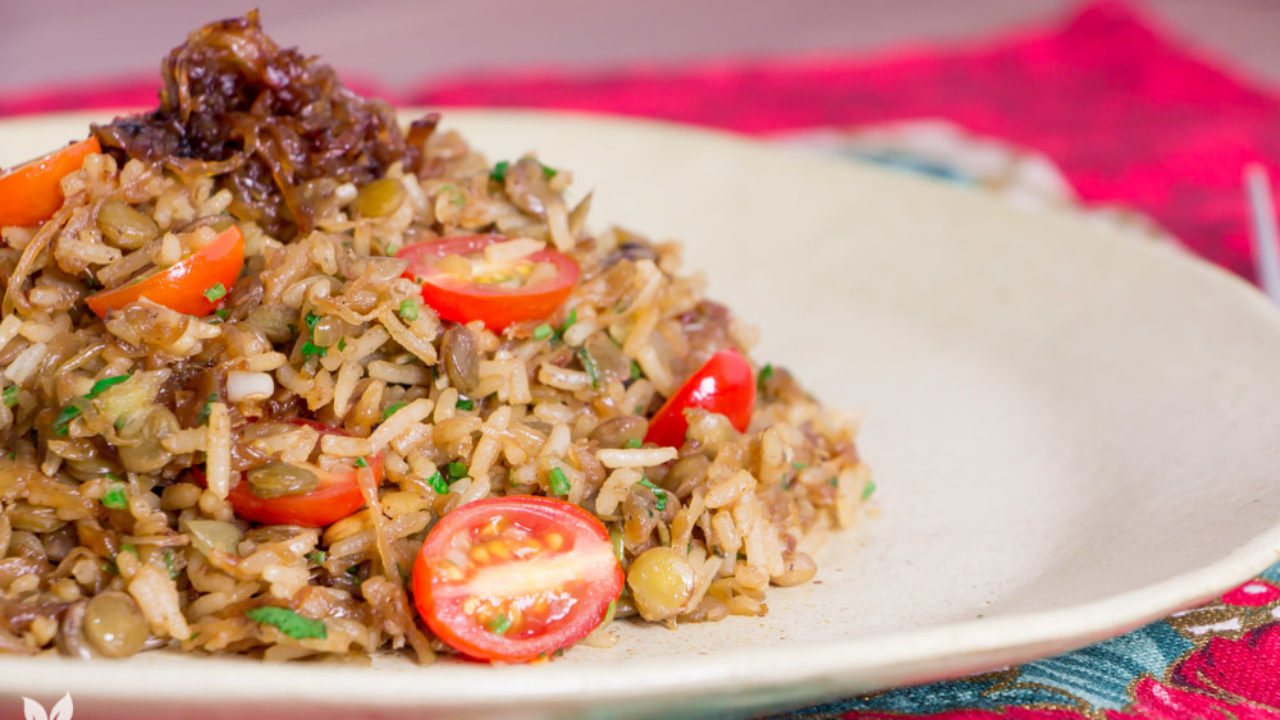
(2, 108), (1279, 711)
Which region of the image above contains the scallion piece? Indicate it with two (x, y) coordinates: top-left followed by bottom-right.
(203, 283), (227, 302)
(548, 467), (570, 496)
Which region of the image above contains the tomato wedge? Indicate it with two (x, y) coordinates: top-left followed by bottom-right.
(86, 225), (244, 318)
(0, 137), (101, 228)
(412, 495), (622, 662)
(644, 348), (756, 447)
(396, 235), (579, 332)
(221, 420), (380, 527)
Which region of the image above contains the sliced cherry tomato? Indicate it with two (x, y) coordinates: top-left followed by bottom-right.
(396, 235), (579, 332)
(412, 495), (623, 662)
(644, 348), (756, 447)
(85, 224), (244, 319)
(0, 137), (101, 228)
(212, 420), (380, 527)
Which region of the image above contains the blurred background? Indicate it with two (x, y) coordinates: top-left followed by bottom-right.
(2, 0), (1278, 94)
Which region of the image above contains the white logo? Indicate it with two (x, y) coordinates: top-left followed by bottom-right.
(21, 694), (72, 720)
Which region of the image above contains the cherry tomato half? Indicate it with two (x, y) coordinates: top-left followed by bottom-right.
(412, 495), (623, 663)
(221, 420), (380, 528)
(644, 348), (756, 447)
(397, 235), (579, 332)
(0, 137), (101, 228)
(86, 225), (245, 319)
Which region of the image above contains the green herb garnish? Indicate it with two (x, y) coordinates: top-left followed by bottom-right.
(203, 283), (227, 302)
(532, 324), (553, 341)
(355, 457), (368, 468)
(399, 299), (419, 322)
(757, 364), (774, 393)
(624, 437), (642, 449)
(307, 550), (327, 565)
(540, 162), (557, 179)
(576, 348), (600, 388)
(337, 338), (347, 351)
(86, 374), (131, 399)
(214, 308), (230, 320)
(861, 480), (877, 501)
(638, 478), (668, 511)
(609, 524), (624, 564)
(791, 462), (807, 471)
(548, 467), (570, 496)
(52, 404), (82, 436)
(2, 386), (17, 407)
(100, 484), (128, 510)
(164, 549), (177, 579)
(119, 543), (138, 556)
(557, 308), (577, 338)
(197, 393), (218, 425)
(245, 606), (327, 640)
(304, 311), (321, 334)
(456, 398), (474, 411)
(489, 160), (510, 183)
(426, 471), (448, 495)
(382, 402), (407, 421)
(487, 614), (512, 635)
(828, 476), (838, 487)
(629, 361), (642, 381)
(447, 461), (468, 479)
(301, 341), (327, 358)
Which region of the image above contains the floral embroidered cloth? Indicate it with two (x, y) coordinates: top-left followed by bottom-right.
(4, 2), (1280, 717)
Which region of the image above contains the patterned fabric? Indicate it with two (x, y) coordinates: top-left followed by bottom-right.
(3, 2), (1280, 717)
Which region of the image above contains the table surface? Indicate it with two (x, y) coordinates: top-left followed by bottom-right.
(2, 0), (1278, 96)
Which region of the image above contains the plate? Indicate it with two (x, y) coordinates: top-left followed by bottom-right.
(3, 110), (1280, 720)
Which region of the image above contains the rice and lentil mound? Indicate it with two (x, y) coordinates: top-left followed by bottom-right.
(0, 12), (871, 663)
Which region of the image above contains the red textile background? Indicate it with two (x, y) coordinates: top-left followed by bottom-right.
(5, 1), (1274, 278)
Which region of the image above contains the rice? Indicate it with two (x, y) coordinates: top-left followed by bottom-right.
(0, 11), (872, 666)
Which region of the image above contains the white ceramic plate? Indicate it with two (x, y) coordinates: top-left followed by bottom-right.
(3, 110), (1280, 720)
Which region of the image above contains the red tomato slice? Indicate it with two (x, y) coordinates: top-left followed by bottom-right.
(644, 348), (756, 447)
(86, 225), (245, 319)
(223, 420), (380, 528)
(396, 235), (579, 332)
(412, 495), (623, 662)
(0, 137), (101, 228)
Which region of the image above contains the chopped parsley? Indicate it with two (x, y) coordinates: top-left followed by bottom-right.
(164, 549), (177, 580)
(489, 160), (510, 183)
(757, 364), (774, 393)
(861, 480), (877, 501)
(337, 338), (347, 351)
(304, 311), (321, 334)
(51, 404), (82, 436)
(624, 437), (642, 449)
(629, 361), (642, 381)
(576, 348), (600, 388)
(245, 606), (327, 640)
(557, 308), (577, 338)
(100, 484), (128, 510)
(2, 386), (17, 407)
(446, 461), (468, 479)
(86, 374), (131, 399)
(547, 467), (570, 496)
(197, 393), (218, 425)
(638, 478), (668, 511)
(425, 471), (448, 495)
(301, 341), (327, 358)
(203, 283), (227, 302)
(398, 299), (419, 322)
(456, 398), (474, 411)
(382, 402), (407, 421)
(307, 550), (327, 565)
(532, 323), (553, 341)
(487, 614), (512, 635)
(355, 457), (369, 469)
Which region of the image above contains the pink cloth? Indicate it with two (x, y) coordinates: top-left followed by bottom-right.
(2, 2), (1276, 278)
